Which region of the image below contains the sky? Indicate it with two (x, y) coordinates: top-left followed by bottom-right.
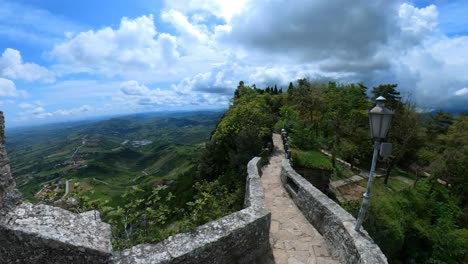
(0, 0), (467, 127)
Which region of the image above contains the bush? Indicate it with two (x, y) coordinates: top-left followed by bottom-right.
(344, 179), (468, 263)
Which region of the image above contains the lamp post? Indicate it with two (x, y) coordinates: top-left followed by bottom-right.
(355, 96), (394, 231)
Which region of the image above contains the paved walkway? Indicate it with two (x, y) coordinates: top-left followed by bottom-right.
(261, 134), (339, 264)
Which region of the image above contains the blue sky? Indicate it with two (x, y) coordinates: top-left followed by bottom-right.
(0, 0), (467, 127)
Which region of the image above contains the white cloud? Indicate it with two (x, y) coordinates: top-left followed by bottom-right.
(120, 81), (152, 96)
(50, 15), (183, 81)
(454, 87), (468, 96)
(168, 1), (466, 111)
(163, 0), (248, 22)
(16, 102), (52, 119)
(0, 78), (17, 97)
(161, 10), (208, 42)
(392, 35), (468, 109)
(399, 4), (438, 37)
(120, 80), (229, 107)
(0, 78), (28, 97)
(17, 103), (95, 121)
(8, 0), (467, 126)
(0, 48), (54, 82)
(398, 3), (438, 46)
(53, 105), (93, 116)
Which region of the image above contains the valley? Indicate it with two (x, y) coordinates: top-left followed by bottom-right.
(7, 111), (222, 206)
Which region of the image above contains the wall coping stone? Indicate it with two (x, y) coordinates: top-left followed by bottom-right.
(281, 158), (388, 264)
(1, 203), (112, 253)
(0, 203), (113, 263)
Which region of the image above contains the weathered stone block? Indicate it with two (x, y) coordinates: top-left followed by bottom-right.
(0, 203), (112, 263)
(281, 159), (387, 264)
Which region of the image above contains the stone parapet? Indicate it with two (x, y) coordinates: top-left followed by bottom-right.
(0, 109), (270, 264)
(281, 159), (388, 264)
(0, 111), (113, 263)
(0, 203), (113, 263)
(112, 157), (271, 264)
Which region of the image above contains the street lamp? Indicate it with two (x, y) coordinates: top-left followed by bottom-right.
(355, 96), (394, 231)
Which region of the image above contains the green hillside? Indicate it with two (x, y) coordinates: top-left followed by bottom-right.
(7, 111), (221, 205)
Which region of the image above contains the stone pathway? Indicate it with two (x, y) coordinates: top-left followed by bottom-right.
(261, 134), (340, 264)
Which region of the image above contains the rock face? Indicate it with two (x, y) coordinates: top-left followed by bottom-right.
(0, 112), (21, 216)
(281, 158), (388, 264)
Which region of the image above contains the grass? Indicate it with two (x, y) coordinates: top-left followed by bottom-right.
(331, 163), (355, 181)
(9, 112), (221, 204)
(390, 167), (417, 180)
(292, 148), (356, 181)
(292, 149), (333, 169)
(358, 176), (411, 194)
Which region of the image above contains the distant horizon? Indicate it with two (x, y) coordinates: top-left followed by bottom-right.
(6, 107), (227, 130)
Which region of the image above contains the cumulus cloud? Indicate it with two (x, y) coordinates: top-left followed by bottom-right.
(0, 48), (54, 82)
(173, 63), (241, 94)
(16, 102), (52, 119)
(51, 15), (181, 80)
(0, 78), (28, 97)
(120, 80), (187, 105)
(161, 10), (208, 42)
(120, 80), (229, 107)
(163, 0), (247, 22)
(398, 3), (439, 38)
(398, 3), (438, 45)
(10, 0), (468, 126)
(17, 103), (95, 121)
(120, 81), (152, 96)
(392, 35), (468, 110)
(224, 0), (398, 63)
(171, 57), (355, 98)
(454, 87), (468, 96)
(174, 0), (466, 110)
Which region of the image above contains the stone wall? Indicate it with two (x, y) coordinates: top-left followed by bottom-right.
(0, 112), (21, 216)
(0, 111), (113, 263)
(112, 157), (271, 264)
(281, 159), (388, 264)
(0, 205), (112, 263)
(0, 108), (270, 263)
(0, 110), (271, 263)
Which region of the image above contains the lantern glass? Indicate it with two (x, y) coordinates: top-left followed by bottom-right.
(368, 97), (394, 139)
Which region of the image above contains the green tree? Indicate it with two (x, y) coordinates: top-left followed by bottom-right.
(429, 115), (468, 207)
(371, 85), (422, 184)
(384, 103), (423, 184)
(371, 84), (403, 111)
